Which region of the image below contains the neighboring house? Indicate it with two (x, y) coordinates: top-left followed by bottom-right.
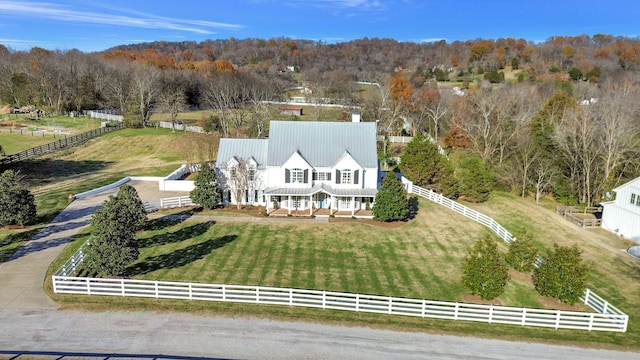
(216, 120), (379, 216)
(601, 176), (640, 243)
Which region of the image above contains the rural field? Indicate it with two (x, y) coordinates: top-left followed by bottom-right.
(1, 123), (639, 351)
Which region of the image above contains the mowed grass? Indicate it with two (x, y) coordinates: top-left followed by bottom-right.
(1, 127), (191, 261)
(0, 116), (102, 154)
(127, 205), (473, 301)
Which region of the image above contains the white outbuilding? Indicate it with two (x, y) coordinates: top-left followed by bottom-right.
(601, 176), (640, 243)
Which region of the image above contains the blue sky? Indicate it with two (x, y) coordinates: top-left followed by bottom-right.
(0, 0), (638, 52)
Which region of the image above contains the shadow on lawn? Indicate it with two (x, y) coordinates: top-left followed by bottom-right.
(127, 234), (236, 275)
(137, 221), (215, 248)
(142, 209), (201, 232)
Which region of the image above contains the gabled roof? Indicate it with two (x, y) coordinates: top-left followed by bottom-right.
(216, 139), (269, 169)
(266, 121), (378, 168)
(613, 176), (640, 192)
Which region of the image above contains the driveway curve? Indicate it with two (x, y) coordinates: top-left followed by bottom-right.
(0, 181), (638, 359)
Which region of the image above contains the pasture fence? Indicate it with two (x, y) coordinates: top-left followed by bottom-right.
(0, 124), (122, 166)
(50, 176), (628, 332)
(405, 182), (627, 324)
(51, 277), (627, 332)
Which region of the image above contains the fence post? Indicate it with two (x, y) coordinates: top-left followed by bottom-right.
(356, 294), (359, 312)
(86, 278), (91, 295)
(121, 279), (125, 296)
(155, 281), (159, 298)
(603, 301), (609, 314)
(489, 304), (493, 324)
(289, 288), (293, 306)
(256, 286), (260, 303)
(388, 297), (392, 314)
(589, 314), (594, 331)
(555, 311), (561, 329)
(454, 303), (459, 320)
(584, 288), (590, 305)
(521, 308), (526, 326)
(222, 284), (226, 301)
(322, 290), (326, 309)
(422, 299), (426, 318)
(189, 282), (193, 300)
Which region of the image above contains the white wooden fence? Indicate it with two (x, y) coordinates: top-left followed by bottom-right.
(51, 277), (627, 332)
(144, 196), (195, 212)
(52, 179), (628, 332)
(406, 182), (628, 327)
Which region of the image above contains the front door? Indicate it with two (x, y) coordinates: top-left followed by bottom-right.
(318, 193), (325, 208)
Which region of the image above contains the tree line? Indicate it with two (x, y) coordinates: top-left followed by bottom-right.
(1, 34), (639, 204)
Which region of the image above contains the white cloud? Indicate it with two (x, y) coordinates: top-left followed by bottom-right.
(0, 1), (243, 35)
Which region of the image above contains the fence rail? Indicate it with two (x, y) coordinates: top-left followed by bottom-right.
(0, 124), (122, 166)
(556, 206), (603, 228)
(407, 183), (627, 327)
(51, 179), (628, 332)
(51, 277), (627, 332)
(144, 196), (195, 212)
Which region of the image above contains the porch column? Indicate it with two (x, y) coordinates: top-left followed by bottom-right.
(329, 195), (333, 215)
(288, 195), (292, 215)
(266, 194), (271, 214)
(351, 196), (356, 216)
(309, 195), (313, 216)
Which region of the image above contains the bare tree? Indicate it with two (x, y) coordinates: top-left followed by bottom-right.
(225, 157), (259, 209)
(158, 85), (187, 131)
(130, 65), (161, 127)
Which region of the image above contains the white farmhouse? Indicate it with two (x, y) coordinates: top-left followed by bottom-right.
(216, 120), (380, 216)
(601, 176), (640, 243)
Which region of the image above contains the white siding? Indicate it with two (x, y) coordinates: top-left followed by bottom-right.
(601, 177), (640, 243)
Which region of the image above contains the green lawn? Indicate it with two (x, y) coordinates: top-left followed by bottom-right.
(47, 197), (640, 350)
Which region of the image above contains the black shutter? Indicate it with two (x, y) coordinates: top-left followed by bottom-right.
(285, 169), (290, 183)
(336, 170), (341, 184)
(312, 171), (317, 180)
(354, 170), (359, 184)
(327, 172), (331, 181)
(303, 169), (309, 183)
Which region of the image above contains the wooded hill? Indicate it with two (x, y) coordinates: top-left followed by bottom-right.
(0, 34), (639, 206)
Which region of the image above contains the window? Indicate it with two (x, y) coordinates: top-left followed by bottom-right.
(249, 169), (255, 181)
(313, 171), (331, 181)
(291, 168), (304, 183)
(341, 170), (352, 184)
(229, 167), (236, 179)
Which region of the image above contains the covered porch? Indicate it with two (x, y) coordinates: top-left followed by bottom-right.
(264, 184), (376, 218)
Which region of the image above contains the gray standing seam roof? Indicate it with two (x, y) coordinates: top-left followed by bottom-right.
(266, 121), (378, 168)
(216, 138), (269, 169)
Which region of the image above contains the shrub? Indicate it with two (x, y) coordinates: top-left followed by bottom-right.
(462, 236), (510, 300)
(533, 243), (589, 304)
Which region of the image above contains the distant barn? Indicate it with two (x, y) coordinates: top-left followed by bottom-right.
(281, 106), (303, 116)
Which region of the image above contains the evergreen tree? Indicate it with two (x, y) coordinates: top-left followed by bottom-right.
(190, 162), (222, 209)
(462, 236), (510, 300)
(84, 185), (146, 276)
(505, 228), (539, 272)
(533, 243), (589, 304)
(373, 173), (410, 222)
(399, 132), (458, 198)
(458, 154), (493, 203)
(0, 170), (37, 227)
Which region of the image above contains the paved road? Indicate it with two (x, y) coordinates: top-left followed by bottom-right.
(0, 181), (638, 359)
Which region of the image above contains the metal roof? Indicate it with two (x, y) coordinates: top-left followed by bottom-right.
(216, 138), (269, 169)
(266, 121), (378, 168)
(264, 183), (378, 197)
